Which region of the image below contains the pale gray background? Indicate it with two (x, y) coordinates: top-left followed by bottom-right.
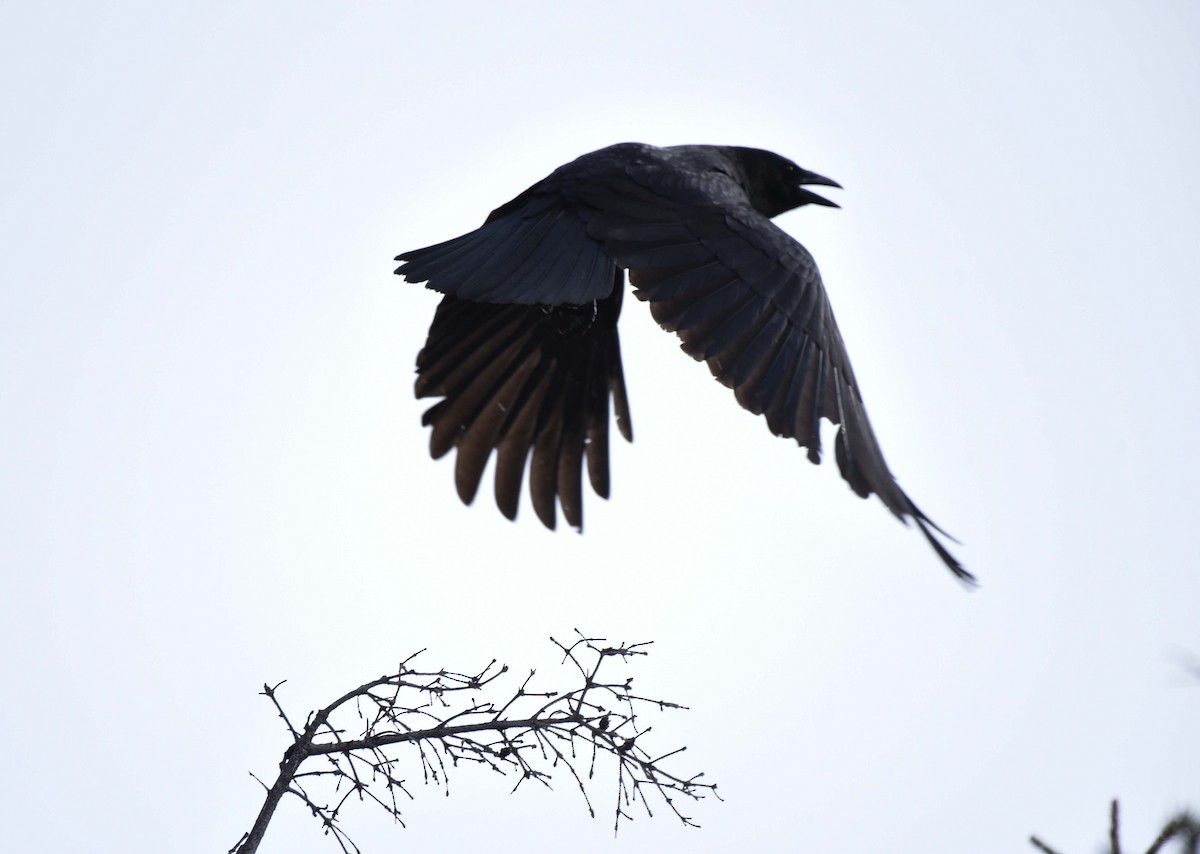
(3, 2), (1197, 852)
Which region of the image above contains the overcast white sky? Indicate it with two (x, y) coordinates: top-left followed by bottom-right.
(3, 2), (1198, 852)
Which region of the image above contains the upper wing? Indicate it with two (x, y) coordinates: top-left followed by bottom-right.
(413, 275), (632, 532)
(580, 167), (971, 580)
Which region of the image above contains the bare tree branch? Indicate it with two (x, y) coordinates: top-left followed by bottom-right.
(1029, 837), (1061, 854)
(1031, 800), (1200, 854)
(231, 631), (718, 853)
(1145, 810), (1200, 854)
(1031, 660), (1198, 854)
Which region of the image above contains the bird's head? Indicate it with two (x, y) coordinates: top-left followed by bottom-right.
(730, 147), (842, 218)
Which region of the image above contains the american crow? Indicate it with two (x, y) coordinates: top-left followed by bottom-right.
(395, 143), (970, 581)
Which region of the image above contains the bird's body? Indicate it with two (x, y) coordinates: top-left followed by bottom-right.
(396, 143), (970, 580)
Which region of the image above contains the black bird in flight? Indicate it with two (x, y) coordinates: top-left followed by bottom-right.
(395, 143), (970, 581)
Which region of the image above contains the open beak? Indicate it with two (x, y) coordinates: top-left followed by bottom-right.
(796, 169), (842, 208)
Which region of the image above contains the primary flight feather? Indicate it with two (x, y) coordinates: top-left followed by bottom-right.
(395, 142), (970, 581)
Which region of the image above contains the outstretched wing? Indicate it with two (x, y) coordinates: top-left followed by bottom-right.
(413, 274), (632, 532)
(579, 168), (970, 580)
